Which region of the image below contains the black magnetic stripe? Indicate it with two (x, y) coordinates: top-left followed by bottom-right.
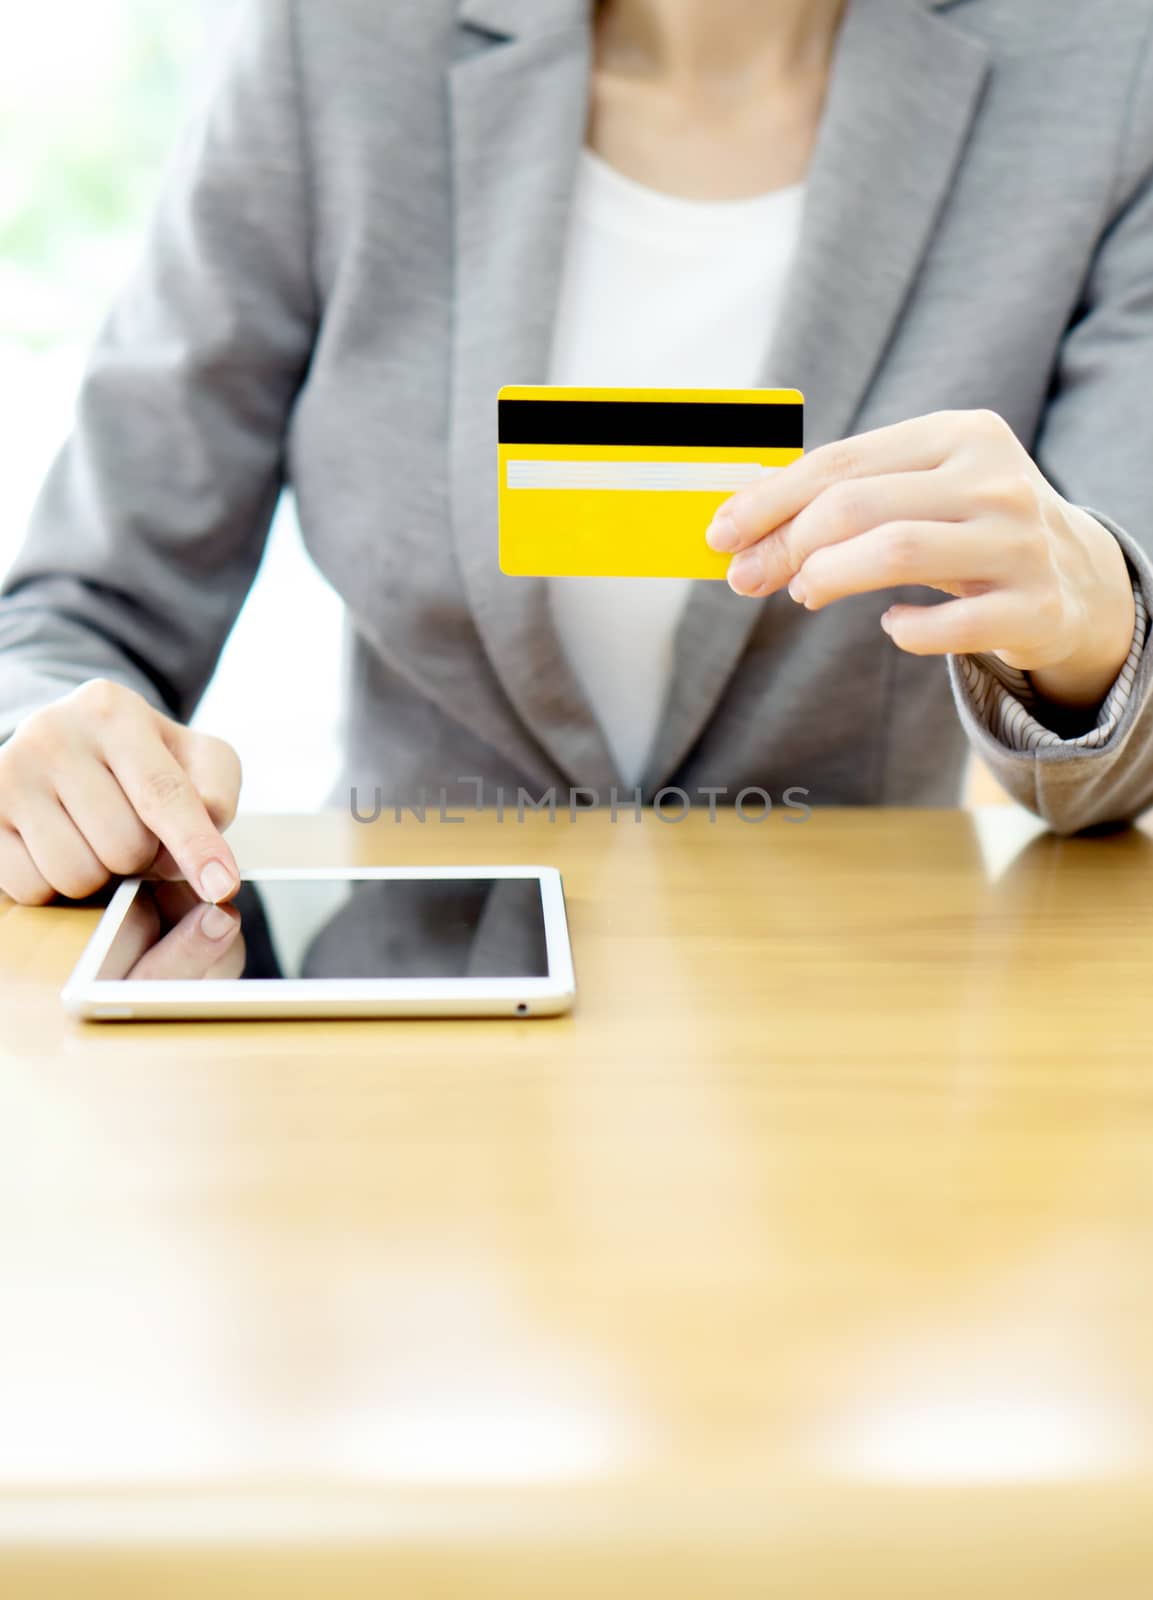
(499, 399), (803, 449)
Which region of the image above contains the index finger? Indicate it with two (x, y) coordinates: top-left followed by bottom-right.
(706, 412), (963, 555)
(108, 728), (240, 905)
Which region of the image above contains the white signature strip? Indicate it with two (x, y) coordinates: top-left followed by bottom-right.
(506, 460), (781, 492)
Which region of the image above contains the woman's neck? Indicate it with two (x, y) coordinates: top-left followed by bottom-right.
(595, 0), (846, 91)
(590, 0), (845, 200)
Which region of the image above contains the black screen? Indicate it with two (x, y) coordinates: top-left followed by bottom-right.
(94, 877), (551, 983)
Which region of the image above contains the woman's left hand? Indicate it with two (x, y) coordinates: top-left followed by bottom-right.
(705, 409), (1136, 711)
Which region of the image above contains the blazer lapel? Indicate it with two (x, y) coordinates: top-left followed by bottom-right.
(644, 0), (992, 790)
(448, 0), (620, 790)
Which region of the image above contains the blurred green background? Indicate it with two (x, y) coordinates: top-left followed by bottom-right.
(0, 1), (212, 349)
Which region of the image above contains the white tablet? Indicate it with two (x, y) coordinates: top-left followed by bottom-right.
(61, 866), (575, 1021)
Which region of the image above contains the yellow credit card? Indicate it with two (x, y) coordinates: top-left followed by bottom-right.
(498, 385), (804, 579)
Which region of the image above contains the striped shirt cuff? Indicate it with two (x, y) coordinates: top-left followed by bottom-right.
(955, 579), (1148, 752)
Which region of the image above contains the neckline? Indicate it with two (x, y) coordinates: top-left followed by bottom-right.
(577, 146), (806, 231)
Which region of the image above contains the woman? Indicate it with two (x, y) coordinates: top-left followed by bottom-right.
(0, 0), (1151, 909)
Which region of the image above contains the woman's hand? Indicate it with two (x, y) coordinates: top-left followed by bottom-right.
(706, 409), (1136, 711)
(0, 679), (242, 907)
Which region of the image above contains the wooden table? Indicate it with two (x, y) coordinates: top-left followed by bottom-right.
(2, 806), (1153, 1597)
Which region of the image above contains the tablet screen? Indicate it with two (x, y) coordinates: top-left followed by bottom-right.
(93, 877), (551, 984)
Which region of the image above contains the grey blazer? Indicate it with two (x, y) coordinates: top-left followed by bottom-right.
(3, 0), (1153, 832)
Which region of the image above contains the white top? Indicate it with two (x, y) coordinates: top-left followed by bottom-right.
(545, 148), (806, 787)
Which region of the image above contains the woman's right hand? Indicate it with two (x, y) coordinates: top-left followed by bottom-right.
(0, 679), (242, 907)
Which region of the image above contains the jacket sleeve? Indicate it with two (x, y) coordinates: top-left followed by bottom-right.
(947, 18), (1153, 834)
(0, 0), (317, 739)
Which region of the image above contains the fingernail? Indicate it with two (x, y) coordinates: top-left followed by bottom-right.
(200, 861), (235, 904)
(200, 904), (236, 941)
(880, 611), (893, 635)
(788, 576), (807, 604)
(706, 511), (740, 552)
(727, 549), (762, 594)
